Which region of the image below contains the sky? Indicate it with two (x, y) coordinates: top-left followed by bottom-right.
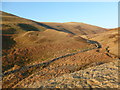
(2, 2), (118, 28)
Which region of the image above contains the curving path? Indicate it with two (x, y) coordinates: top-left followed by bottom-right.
(3, 40), (101, 76)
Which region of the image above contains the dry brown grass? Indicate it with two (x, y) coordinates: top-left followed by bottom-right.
(2, 11), (117, 88)
(41, 22), (107, 35)
(10, 29), (92, 66)
(85, 30), (119, 58)
(12, 49), (114, 88)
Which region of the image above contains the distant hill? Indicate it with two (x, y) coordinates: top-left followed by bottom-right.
(108, 28), (119, 31)
(1, 11), (108, 50)
(1, 11), (107, 35)
(40, 22), (107, 35)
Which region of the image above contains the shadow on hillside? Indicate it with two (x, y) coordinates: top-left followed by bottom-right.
(34, 21), (75, 35)
(87, 40), (102, 48)
(2, 24), (16, 34)
(18, 23), (39, 31)
(2, 35), (16, 50)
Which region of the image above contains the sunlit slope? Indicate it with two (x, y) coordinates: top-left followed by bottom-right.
(1, 11), (107, 35)
(1, 11), (46, 34)
(1, 11), (46, 50)
(41, 22), (107, 35)
(2, 11), (117, 88)
(3, 28), (94, 72)
(85, 29), (119, 58)
(14, 29), (93, 64)
(2, 11), (94, 72)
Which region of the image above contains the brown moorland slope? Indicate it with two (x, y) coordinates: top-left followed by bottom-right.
(81, 28), (119, 58)
(2, 29), (93, 71)
(1, 11), (107, 36)
(3, 29), (97, 88)
(12, 49), (114, 88)
(1, 11), (107, 50)
(41, 22), (107, 35)
(1, 11), (46, 35)
(35, 60), (119, 88)
(1, 11), (95, 84)
(1, 11), (118, 88)
(2, 11), (107, 72)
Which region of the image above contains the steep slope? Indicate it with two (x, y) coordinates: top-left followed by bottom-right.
(1, 11), (46, 34)
(1, 11), (46, 50)
(1, 11), (107, 50)
(1, 11), (107, 36)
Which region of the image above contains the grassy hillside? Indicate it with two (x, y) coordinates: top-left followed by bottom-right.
(41, 22), (107, 35)
(82, 28), (119, 58)
(2, 11), (117, 88)
(1, 11), (47, 50)
(1, 11), (95, 72)
(1, 11), (46, 34)
(1, 11), (107, 36)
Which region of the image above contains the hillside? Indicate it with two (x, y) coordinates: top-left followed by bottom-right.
(36, 60), (119, 88)
(81, 28), (119, 58)
(1, 11), (118, 88)
(11, 48), (114, 88)
(1, 11), (95, 88)
(1, 11), (46, 34)
(41, 22), (107, 35)
(1, 11), (107, 50)
(1, 11), (107, 35)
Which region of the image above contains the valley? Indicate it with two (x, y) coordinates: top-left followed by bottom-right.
(1, 11), (119, 88)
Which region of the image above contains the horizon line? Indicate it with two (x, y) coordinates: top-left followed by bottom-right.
(1, 10), (118, 29)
